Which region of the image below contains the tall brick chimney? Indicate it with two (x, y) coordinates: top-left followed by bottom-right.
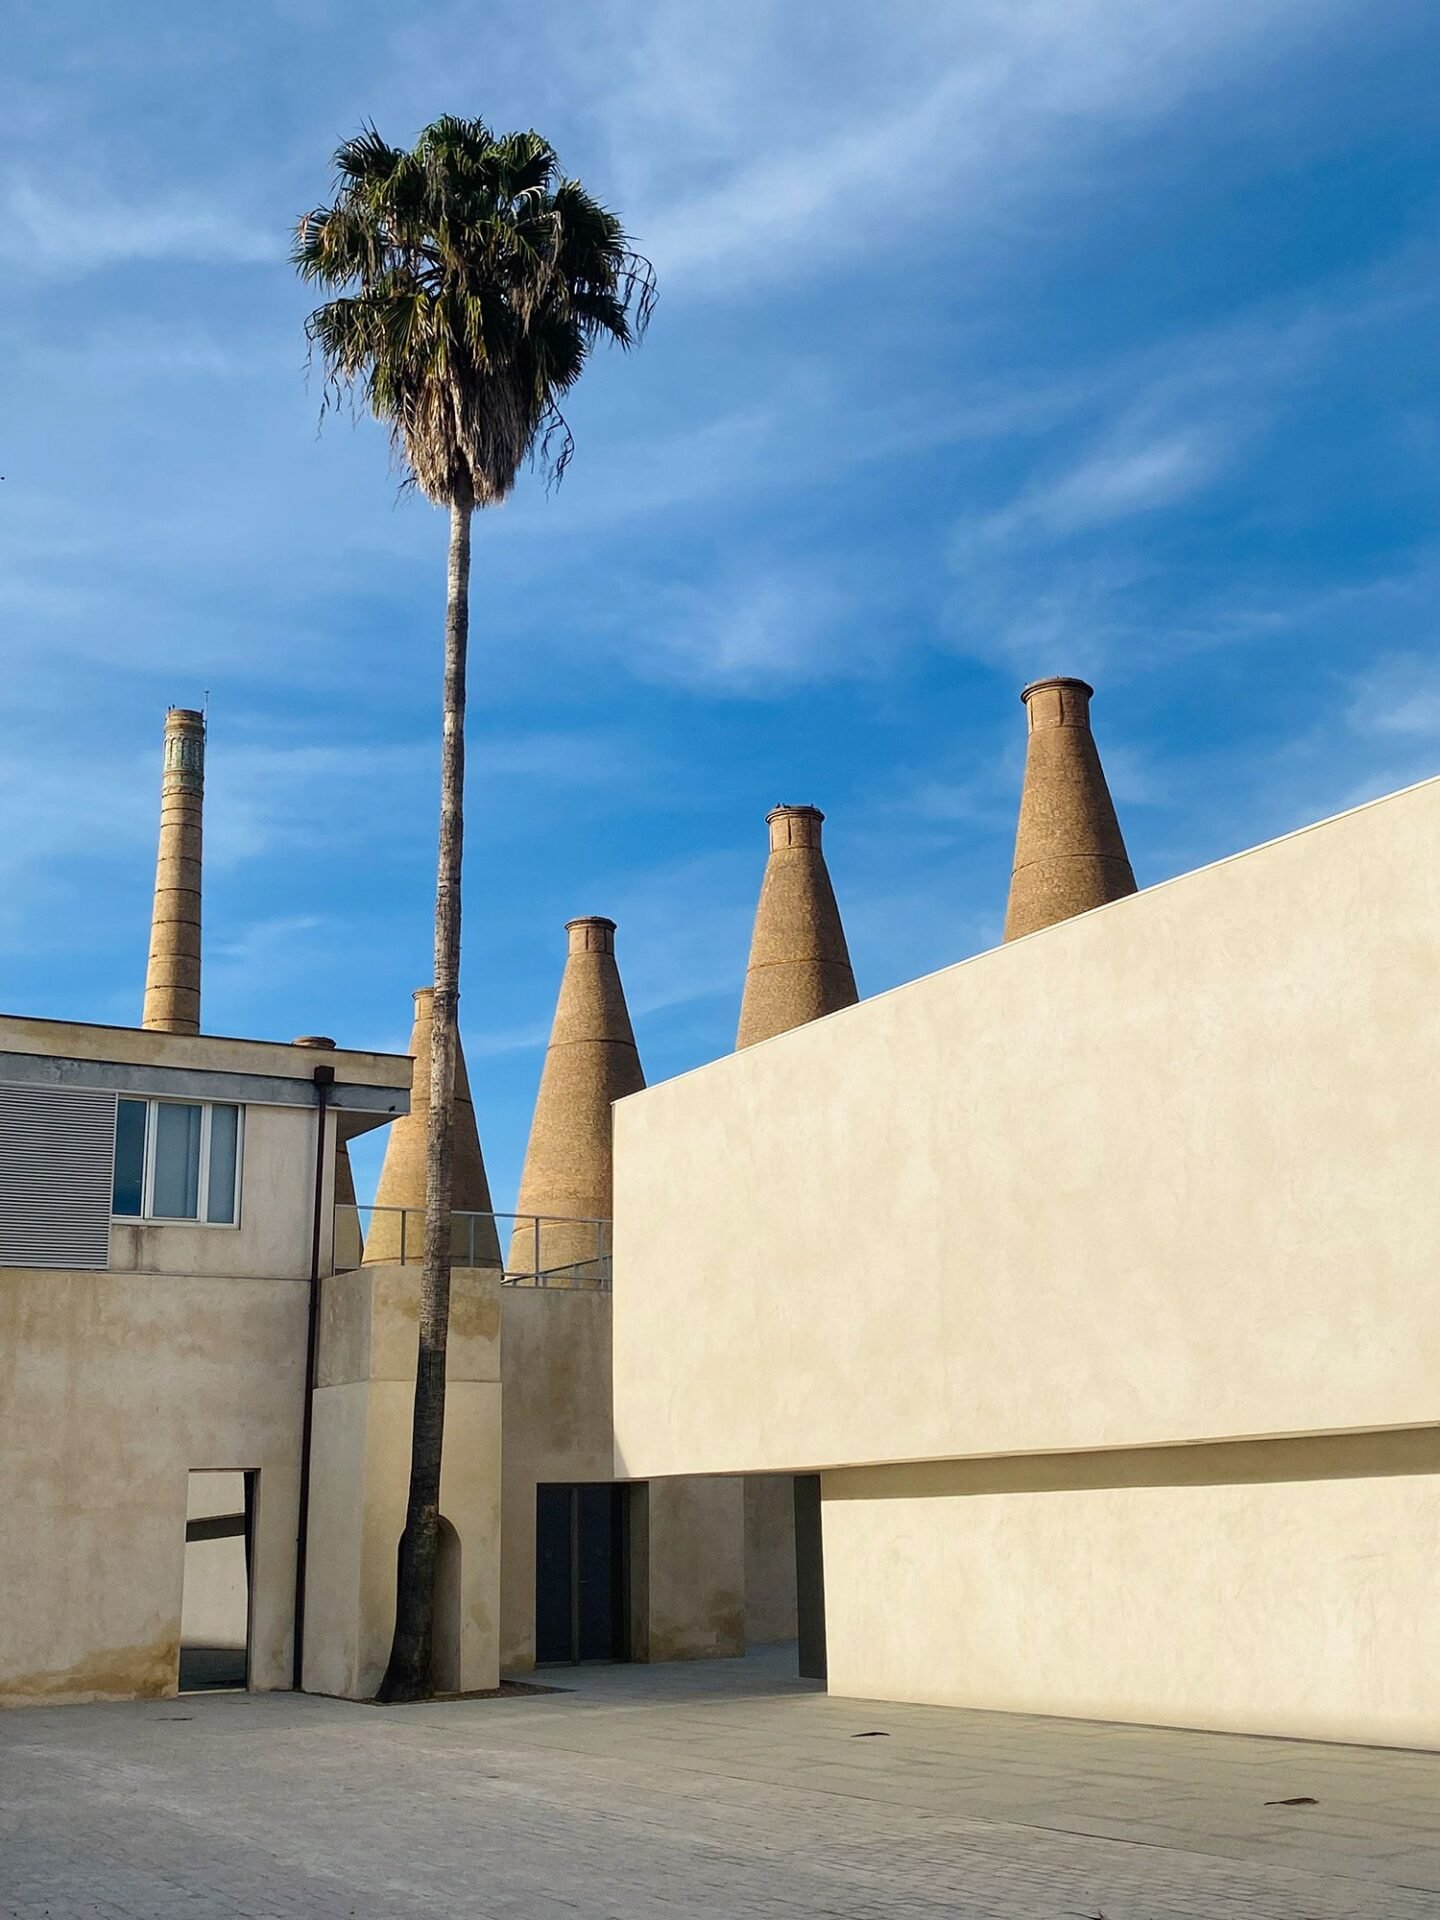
(1002, 677), (1137, 943)
(141, 707), (205, 1034)
(509, 917), (645, 1280)
(736, 805), (858, 1048)
(364, 987), (501, 1269)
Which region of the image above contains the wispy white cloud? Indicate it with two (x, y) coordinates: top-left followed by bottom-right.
(206, 727), (658, 866)
(466, 845), (756, 1065)
(367, 0), (1358, 305)
(1345, 650), (1440, 744)
(600, 0), (1349, 297)
(938, 246), (1438, 679)
(613, 567), (872, 693)
(1, 0), (1433, 1198)
(207, 913), (326, 992)
(1005, 427), (1230, 539)
(1, 177), (277, 276)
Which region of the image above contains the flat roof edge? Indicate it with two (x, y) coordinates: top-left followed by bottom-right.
(0, 1013), (411, 1087)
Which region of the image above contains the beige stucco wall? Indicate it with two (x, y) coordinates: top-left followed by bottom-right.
(823, 1431), (1440, 1746)
(612, 776), (1440, 1478)
(304, 1262), (502, 1699)
(0, 1022), (412, 1709)
(634, 1476), (746, 1663)
(0, 1267), (306, 1707)
(743, 1476), (797, 1645)
(499, 1288), (615, 1671)
(500, 1287), (747, 1670)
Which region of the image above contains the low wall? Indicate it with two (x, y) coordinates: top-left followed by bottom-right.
(823, 1431), (1440, 1747)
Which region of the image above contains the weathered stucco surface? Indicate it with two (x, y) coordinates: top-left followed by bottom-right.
(0, 1265), (306, 1707)
(634, 1477), (746, 1663)
(0, 1025), (411, 1708)
(742, 1475), (799, 1646)
(500, 1287), (747, 1671)
(305, 1263), (501, 1699)
(499, 1288), (614, 1671)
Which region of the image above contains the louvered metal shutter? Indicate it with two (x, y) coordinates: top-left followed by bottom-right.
(0, 1083), (116, 1270)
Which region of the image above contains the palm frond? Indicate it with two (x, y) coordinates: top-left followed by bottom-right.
(296, 114), (656, 506)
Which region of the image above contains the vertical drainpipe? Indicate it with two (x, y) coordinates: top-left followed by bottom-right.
(292, 1044), (336, 1692)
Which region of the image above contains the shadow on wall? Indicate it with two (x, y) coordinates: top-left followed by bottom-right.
(393, 1517), (463, 1694)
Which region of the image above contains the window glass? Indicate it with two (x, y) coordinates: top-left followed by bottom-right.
(113, 1099), (147, 1216)
(206, 1105), (239, 1224)
(152, 1103), (202, 1218)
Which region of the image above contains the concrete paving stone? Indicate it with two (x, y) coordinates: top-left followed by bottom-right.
(2, 1648), (1438, 1917)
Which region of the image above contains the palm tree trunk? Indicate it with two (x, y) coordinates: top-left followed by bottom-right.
(377, 496), (471, 1703)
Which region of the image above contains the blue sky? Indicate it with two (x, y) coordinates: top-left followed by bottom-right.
(3, 0), (1437, 1207)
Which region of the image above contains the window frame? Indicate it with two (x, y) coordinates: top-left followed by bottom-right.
(112, 1095), (244, 1228)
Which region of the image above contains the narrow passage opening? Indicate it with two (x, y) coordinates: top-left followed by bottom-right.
(179, 1469), (254, 1692)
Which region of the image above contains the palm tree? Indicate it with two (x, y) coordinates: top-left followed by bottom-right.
(295, 116), (655, 1702)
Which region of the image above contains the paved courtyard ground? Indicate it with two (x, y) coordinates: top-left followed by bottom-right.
(1, 1647), (1436, 1918)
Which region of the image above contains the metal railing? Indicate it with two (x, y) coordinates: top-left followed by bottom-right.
(334, 1204), (612, 1291)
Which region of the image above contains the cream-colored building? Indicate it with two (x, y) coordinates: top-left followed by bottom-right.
(0, 712), (784, 1709)
(612, 775), (1440, 1750)
(0, 1015), (414, 1705)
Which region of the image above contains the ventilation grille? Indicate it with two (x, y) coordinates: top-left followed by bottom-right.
(0, 1083), (116, 1270)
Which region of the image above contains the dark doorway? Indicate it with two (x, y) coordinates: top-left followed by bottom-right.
(179, 1470), (254, 1691)
(535, 1483), (630, 1665)
(794, 1474), (827, 1682)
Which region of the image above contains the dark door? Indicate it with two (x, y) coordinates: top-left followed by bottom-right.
(534, 1483), (629, 1664)
(794, 1474), (827, 1682)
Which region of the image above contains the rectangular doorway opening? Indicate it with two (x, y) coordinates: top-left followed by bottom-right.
(535, 1483), (630, 1665)
(794, 1473), (827, 1683)
(179, 1469), (254, 1692)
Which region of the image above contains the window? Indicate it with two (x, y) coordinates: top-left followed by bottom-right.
(112, 1099), (242, 1224)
